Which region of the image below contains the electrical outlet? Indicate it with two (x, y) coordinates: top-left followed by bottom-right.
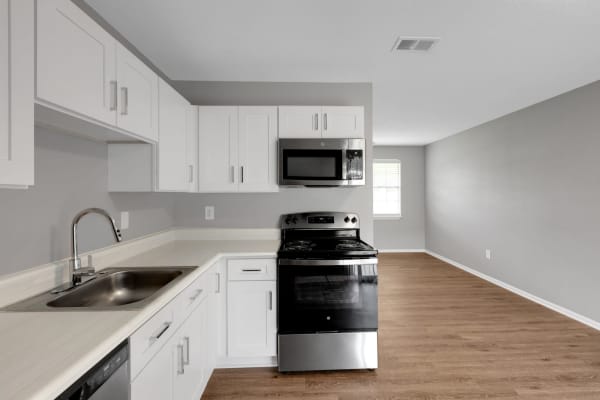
(120, 211), (129, 230)
(485, 249), (492, 260)
(205, 206), (215, 221)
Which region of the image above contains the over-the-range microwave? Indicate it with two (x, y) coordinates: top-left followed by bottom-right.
(278, 138), (365, 187)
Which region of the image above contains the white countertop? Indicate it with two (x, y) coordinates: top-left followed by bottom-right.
(0, 238), (279, 400)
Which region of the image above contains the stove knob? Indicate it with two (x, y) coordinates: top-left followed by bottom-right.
(292, 217), (298, 224)
(285, 217), (291, 225)
(344, 216), (350, 223)
(351, 217), (357, 224)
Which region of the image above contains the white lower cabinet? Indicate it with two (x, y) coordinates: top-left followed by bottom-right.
(172, 296), (209, 400)
(226, 258), (277, 364)
(130, 263), (219, 400)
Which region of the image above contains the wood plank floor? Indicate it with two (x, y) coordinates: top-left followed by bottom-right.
(202, 253), (600, 399)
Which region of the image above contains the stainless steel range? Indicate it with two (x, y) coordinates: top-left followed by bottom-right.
(277, 212), (378, 372)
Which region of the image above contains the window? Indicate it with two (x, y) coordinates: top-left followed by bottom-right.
(373, 160), (401, 218)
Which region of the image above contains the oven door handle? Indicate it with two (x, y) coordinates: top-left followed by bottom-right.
(278, 258), (378, 266)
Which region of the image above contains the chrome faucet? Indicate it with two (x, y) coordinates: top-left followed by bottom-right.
(69, 208), (122, 286)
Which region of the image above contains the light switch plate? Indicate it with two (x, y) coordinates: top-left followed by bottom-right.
(485, 249), (491, 260)
(120, 211), (129, 230)
(205, 206), (215, 220)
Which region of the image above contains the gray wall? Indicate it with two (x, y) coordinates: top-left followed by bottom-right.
(426, 80), (600, 322)
(172, 82), (374, 242)
(0, 128), (175, 276)
(373, 146), (425, 250)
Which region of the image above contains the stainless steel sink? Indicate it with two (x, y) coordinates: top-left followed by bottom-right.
(1, 267), (196, 311)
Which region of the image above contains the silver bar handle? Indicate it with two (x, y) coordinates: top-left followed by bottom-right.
(109, 81), (117, 111)
(188, 165), (194, 183)
(120, 87), (128, 115)
(279, 258), (378, 266)
(183, 336), (190, 365)
(242, 268), (262, 272)
(268, 291), (273, 311)
(241, 166), (244, 183)
(315, 113), (319, 131)
(177, 344), (185, 374)
(150, 322), (171, 342)
(324, 113), (328, 130)
(230, 166), (234, 183)
(216, 272), (221, 293)
(189, 289), (203, 301)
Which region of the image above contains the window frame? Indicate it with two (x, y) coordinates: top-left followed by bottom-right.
(372, 159), (402, 220)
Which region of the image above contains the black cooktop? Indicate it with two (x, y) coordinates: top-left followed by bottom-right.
(278, 238), (377, 258)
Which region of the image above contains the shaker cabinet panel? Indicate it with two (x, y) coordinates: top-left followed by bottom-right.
(116, 44), (159, 141)
(321, 106), (364, 138)
(157, 79), (190, 192)
(228, 280), (277, 358)
(36, 0), (116, 125)
(238, 106), (278, 192)
(278, 106), (321, 138)
(0, 0), (33, 187)
(197, 106), (238, 192)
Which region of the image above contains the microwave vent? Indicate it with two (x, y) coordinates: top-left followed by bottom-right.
(392, 37), (439, 52)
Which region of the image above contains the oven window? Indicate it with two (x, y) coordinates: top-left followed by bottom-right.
(283, 150), (342, 180)
(278, 264), (378, 334)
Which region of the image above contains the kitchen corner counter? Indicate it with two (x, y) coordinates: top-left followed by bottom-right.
(0, 236), (279, 400)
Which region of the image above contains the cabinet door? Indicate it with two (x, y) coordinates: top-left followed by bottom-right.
(185, 106), (198, 192)
(36, 0), (116, 125)
(197, 106), (238, 192)
(321, 106), (364, 138)
(131, 339), (173, 400)
(228, 281), (277, 357)
(238, 107), (278, 192)
(278, 106), (321, 138)
(173, 298), (208, 400)
(0, 0), (33, 187)
(157, 79), (189, 191)
(116, 43), (159, 141)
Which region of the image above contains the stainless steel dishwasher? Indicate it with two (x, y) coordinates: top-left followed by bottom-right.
(56, 340), (129, 400)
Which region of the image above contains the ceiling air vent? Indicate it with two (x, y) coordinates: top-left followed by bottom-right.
(392, 37), (439, 52)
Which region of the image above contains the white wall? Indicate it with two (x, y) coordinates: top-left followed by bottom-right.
(373, 146), (425, 250)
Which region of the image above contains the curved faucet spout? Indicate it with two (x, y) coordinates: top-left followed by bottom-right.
(70, 208), (122, 284)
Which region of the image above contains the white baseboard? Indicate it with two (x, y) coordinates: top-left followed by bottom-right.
(378, 249), (426, 253)
(425, 250), (600, 331)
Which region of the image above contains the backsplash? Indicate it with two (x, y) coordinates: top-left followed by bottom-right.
(0, 127), (175, 276)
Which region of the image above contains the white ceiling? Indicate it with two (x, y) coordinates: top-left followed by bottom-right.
(86, 0), (600, 145)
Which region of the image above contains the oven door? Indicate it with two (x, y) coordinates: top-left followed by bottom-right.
(277, 258), (378, 334)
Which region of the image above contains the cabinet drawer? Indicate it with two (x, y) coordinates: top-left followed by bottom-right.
(173, 272), (210, 324)
(130, 303), (175, 380)
(228, 259), (276, 281)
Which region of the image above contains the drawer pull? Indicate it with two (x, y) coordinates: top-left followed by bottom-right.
(183, 336), (190, 365)
(189, 289), (203, 301)
(177, 344), (185, 375)
(242, 268), (262, 272)
(151, 322), (171, 342)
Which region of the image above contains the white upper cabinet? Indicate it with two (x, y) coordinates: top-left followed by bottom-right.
(197, 106), (238, 193)
(185, 106), (198, 192)
(278, 106), (364, 139)
(322, 106), (364, 138)
(197, 106), (279, 193)
(278, 106), (321, 138)
(116, 44), (159, 142)
(36, 0), (116, 126)
(0, 0), (33, 188)
(238, 107), (278, 192)
(157, 79), (190, 192)
(36, 0), (159, 143)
